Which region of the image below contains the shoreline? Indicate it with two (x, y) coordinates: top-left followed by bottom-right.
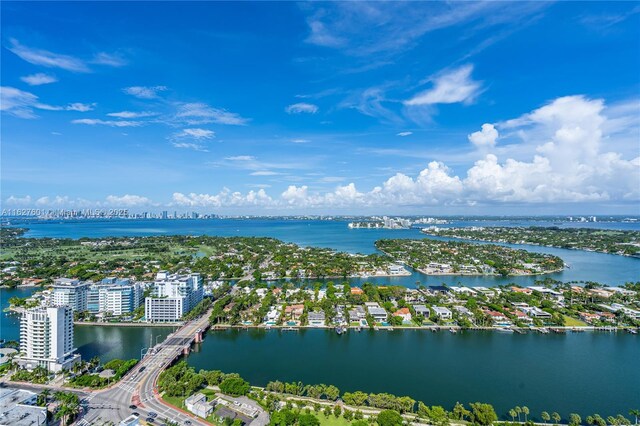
(74, 321), (181, 327)
(377, 247), (564, 277)
(413, 267), (564, 276)
(209, 323), (636, 333)
(420, 232), (640, 258)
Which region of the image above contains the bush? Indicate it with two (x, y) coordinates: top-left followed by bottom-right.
(377, 410), (403, 426)
(298, 414), (320, 426)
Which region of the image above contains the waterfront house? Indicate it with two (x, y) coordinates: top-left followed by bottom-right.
(308, 311), (326, 327)
(509, 309), (533, 323)
(588, 288), (615, 299)
(284, 304), (304, 320)
(264, 306), (280, 323)
(348, 306), (366, 322)
(483, 309), (508, 323)
(528, 286), (564, 300)
(388, 264), (409, 275)
(432, 306), (453, 320)
(518, 306), (552, 319)
(578, 312), (600, 324)
(412, 304), (430, 317)
(351, 287), (364, 295)
(608, 287), (636, 296)
(474, 287), (500, 298)
(511, 286), (533, 294)
(450, 286), (477, 295)
(366, 305), (388, 322)
(428, 286), (451, 295)
(600, 303), (640, 320)
(393, 307), (412, 322)
(453, 305), (473, 317)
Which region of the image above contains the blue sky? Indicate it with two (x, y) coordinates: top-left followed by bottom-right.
(1, 1), (639, 214)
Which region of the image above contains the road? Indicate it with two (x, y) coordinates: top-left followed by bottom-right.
(78, 310), (213, 426)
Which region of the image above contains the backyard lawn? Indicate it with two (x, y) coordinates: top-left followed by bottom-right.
(563, 315), (588, 327)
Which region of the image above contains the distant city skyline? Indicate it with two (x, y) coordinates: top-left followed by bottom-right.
(1, 2), (639, 214)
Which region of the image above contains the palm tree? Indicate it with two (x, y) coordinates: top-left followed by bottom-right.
(523, 406), (530, 422)
(587, 416), (595, 425)
(542, 412), (551, 424)
(552, 412), (561, 425)
(607, 416), (618, 426)
(516, 406), (523, 422)
(37, 389), (51, 407)
(510, 410), (517, 422)
(630, 410), (640, 426)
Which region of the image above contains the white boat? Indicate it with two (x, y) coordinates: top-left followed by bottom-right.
(496, 327), (514, 333)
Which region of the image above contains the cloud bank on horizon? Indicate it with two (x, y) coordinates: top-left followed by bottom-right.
(1, 2), (639, 214)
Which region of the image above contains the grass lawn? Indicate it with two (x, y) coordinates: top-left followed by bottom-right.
(316, 413), (352, 426)
(563, 315), (587, 327)
(161, 394), (186, 409)
(202, 388), (217, 400)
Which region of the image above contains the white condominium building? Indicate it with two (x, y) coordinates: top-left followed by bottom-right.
(15, 306), (80, 372)
(145, 272), (203, 322)
(52, 278), (89, 312)
(87, 278), (143, 316)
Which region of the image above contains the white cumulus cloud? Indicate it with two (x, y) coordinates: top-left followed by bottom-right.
(105, 194), (153, 206)
(468, 123), (498, 148)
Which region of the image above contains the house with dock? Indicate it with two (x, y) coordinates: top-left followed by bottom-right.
(393, 307), (412, 322)
(308, 311), (326, 327)
(432, 306), (452, 320)
(365, 302), (388, 322)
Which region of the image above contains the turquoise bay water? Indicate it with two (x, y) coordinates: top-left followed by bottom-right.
(188, 328), (640, 421)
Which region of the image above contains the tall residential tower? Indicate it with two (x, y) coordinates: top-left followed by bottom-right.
(15, 306), (80, 372)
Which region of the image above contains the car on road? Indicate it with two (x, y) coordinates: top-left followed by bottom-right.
(129, 404), (137, 409)
(184, 421), (192, 425)
(146, 417), (155, 423)
(149, 412), (158, 418)
(132, 412), (139, 417)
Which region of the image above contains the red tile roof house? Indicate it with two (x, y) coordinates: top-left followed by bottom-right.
(483, 309), (508, 323)
(509, 309), (533, 322)
(284, 304), (305, 320)
(351, 287), (364, 295)
(393, 307), (412, 322)
(578, 312), (600, 324)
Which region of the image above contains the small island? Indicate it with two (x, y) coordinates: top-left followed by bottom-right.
(375, 238), (565, 276)
(420, 226), (640, 257)
(348, 216), (448, 230)
(0, 228), (409, 287)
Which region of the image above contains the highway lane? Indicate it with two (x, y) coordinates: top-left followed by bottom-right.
(80, 311), (213, 425)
